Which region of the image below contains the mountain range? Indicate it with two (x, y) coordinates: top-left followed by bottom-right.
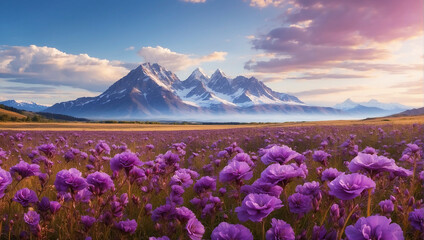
(43, 63), (341, 120)
(333, 98), (409, 117)
(0, 100), (48, 112)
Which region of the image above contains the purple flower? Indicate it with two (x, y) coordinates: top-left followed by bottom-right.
(54, 168), (87, 193)
(241, 179), (283, 198)
(266, 218), (295, 240)
(24, 210), (40, 226)
(408, 208), (424, 232)
(321, 168), (342, 181)
(149, 237), (170, 240)
(312, 150), (331, 166)
(13, 188), (38, 207)
(219, 160), (252, 183)
(328, 173), (376, 200)
(348, 153), (399, 175)
(345, 215), (404, 240)
(86, 171), (114, 195)
(194, 176), (216, 194)
(186, 217), (204, 240)
(211, 222), (253, 240)
(95, 140), (110, 155)
(288, 193), (312, 214)
(115, 219), (137, 234)
(152, 204), (177, 222)
(362, 147), (377, 155)
(235, 193), (283, 222)
(0, 167), (12, 198)
(170, 169), (199, 188)
(379, 200), (394, 214)
(295, 181), (321, 197)
(129, 167), (146, 184)
(260, 163), (308, 185)
(38, 197), (50, 212)
(49, 201), (61, 214)
(10, 161), (41, 179)
(261, 145), (300, 165)
(81, 215), (96, 229)
(110, 151), (142, 174)
(37, 143), (56, 157)
(175, 207), (196, 223)
(231, 153), (254, 166)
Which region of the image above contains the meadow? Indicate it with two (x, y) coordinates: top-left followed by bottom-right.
(0, 118), (422, 239)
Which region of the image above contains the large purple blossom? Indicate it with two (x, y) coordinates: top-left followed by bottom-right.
(13, 188), (38, 207)
(115, 219), (137, 234)
(219, 160), (252, 183)
(54, 168), (87, 193)
(328, 173), (375, 200)
(261, 145), (300, 165)
(231, 153), (254, 166)
(110, 151), (142, 174)
(0, 167), (12, 198)
(241, 179), (283, 198)
(345, 215), (404, 240)
(170, 168), (199, 188)
(186, 217), (204, 240)
(194, 176), (216, 194)
(211, 222), (253, 240)
(24, 210), (40, 226)
(37, 143), (56, 158)
(312, 150), (331, 166)
(288, 193), (312, 214)
(260, 163), (308, 185)
(321, 168), (342, 181)
(235, 193), (283, 222)
(408, 208), (424, 232)
(10, 161), (41, 179)
(95, 140), (110, 155)
(348, 153), (401, 175)
(86, 171), (114, 195)
(266, 218), (295, 240)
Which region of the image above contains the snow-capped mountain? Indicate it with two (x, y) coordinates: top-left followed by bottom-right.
(334, 98), (410, 116)
(0, 100), (48, 112)
(44, 63), (340, 119)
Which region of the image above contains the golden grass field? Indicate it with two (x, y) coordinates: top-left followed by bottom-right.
(0, 108), (27, 119)
(0, 115), (422, 131)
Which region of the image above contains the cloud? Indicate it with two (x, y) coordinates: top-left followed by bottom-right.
(125, 46), (135, 51)
(138, 46), (227, 72)
(0, 45), (130, 91)
(246, 0), (424, 73)
(182, 0), (206, 3)
(249, 0), (284, 8)
(287, 73), (370, 80)
(291, 86), (366, 97)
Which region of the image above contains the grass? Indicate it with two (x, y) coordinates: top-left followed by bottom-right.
(0, 108), (27, 119)
(0, 115), (423, 131)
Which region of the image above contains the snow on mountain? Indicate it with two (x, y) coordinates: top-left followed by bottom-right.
(44, 62), (334, 119)
(0, 100), (48, 112)
(334, 98), (409, 111)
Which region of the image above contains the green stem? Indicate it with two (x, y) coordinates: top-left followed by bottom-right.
(338, 204), (358, 240)
(320, 204), (332, 226)
(262, 220), (266, 240)
(367, 188), (372, 217)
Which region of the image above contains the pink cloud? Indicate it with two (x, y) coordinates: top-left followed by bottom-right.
(246, 0), (424, 73)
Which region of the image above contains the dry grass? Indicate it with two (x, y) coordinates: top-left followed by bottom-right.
(0, 115), (422, 131)
(0, 109), (27, 119)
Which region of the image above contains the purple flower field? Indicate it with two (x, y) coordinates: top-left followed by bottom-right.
(0, 123), (422, 239)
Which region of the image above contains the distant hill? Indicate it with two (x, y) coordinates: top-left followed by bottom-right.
(334, 98), (409, 117)
(0, 104), (88, 122)
(390, 107), (424, 117)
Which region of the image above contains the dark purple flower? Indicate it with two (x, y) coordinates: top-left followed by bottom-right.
(110, 151), (142, 174)
(261, 145), (300, 165)
(408, 208), (424, 232)
(241, 179), (283, 198)
(38, 197), (50, 212)
(260, 163), (308, 185)
(219, 160), (252, 183)
(175, 207), (196, 223)
(194, 176), (216, 194)
(13, 188), (38, 207)
(231, 153), (254, 166)
(312, 150), (331, 166)
(37, 143), (56, 157)
(362, 147), (377, 155)
(170, 168), (199, 188)
(115, 219), (137, 234)
(129, 167), (146, 184)
(86, 171), (114, 195)
(288, 193), (312, 214)
(266, 218), (295, 240)
(328, 173), (376, 200)
(152, 204), (177, 222)
(321, 168), (342, 181)
(0, 167), (12, 198)
(345, 215), (404, 240)
(54, 168), (87, 193)
(49, 201), (61, 214)
(95, 140), (110, 155)
(10, 161), (41, 179)
(211, 222), (253, 240)
(235, 193), (283, 222)
(81, 215), (96, 229)
(186, 217), (204, 240)
(75, 189), (93, 203)
(379, 200), (394, 214)
(295, 181), (321, 197)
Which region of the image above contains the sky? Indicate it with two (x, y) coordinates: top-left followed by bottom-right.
(0, 0), (423, 107)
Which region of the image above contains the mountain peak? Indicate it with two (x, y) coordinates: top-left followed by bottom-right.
(189, 67), (209, 80)
(211, 69), (227, 79)
(343, 98), (355, 104)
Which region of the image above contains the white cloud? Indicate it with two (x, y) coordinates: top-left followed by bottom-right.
(0, 45), (130, 91)
(249, 0), (284, 8)
(138, 46), (227, 72)
(125, 46), (135, 51)
(182, 0), (206, 3)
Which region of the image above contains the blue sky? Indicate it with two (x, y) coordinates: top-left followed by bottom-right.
(0, 0), (423, 107)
